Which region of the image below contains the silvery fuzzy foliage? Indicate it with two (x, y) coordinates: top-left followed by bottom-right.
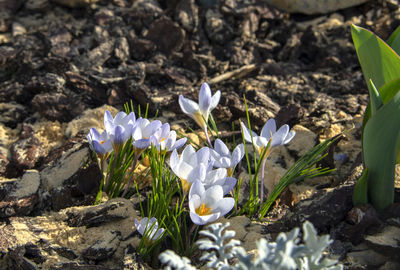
(159, 221), (343, 270)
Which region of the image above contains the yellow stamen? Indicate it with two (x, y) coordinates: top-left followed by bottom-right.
(100, 140), (105, 145)
(160, 137), (166, 142)
(195, 203), (212, 216)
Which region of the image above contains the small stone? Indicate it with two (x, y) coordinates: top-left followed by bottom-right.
(286, 125), (317, 157)
(82, 231), (120, 261)
(365, 226), (400, 260)
(146, 17), (186, 55)
(0, 170), (40, 218)
(11, 22), (26, 36)
(51, 0), (99, 8)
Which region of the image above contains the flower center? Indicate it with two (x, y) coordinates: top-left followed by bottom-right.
(160, 137), (166, 142)
(195, 203), (212, 216)
(100, 140), (105, 145)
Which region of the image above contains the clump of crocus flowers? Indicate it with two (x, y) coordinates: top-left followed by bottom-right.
(87, 82), (297, 260)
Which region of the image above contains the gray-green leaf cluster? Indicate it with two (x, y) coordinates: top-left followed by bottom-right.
(159, 221), (342, 270)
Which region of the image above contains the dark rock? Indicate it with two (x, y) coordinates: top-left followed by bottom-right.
(281, 178), (354, 233)
(345, 205), (384, 245)
(0, 102), (28, 128)
(0, 170), (40, 218)
(10, 124), (46, 172)
(63, 199), (130, 227)
(275, 103), (305, 129)
(380, 203), (400, 227)
(50, 262), (118, 270)
(146, 17), (186, 55)
(82, 231), (120, 261)
(51, 246), (78, 260)
(204, 9), (234, 45)
(114, 37), (130, 63)
(65, 72), (108, 106)
(175, 0), (198, 33)
(365, 226), (400, 261)
(122, 245), (148, 270)
(128, 0), (163, 32)
(31, 92), (85, 122)
(128, 38), (157, 61)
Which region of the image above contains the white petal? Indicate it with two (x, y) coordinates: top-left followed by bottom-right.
(199, 83), (212, 115)
(271, 124), (289, 147)
(170, 149), (179, 169)
(232, 144), (245, 166)
(210, 90), (221, 110)
(261, 119), (276, 140)
(189, 181), (205, 200)
(187, 164), (207, 184)
(212, 197), (235, 216)
(214, 139), (230, 156)
(196, 147), (210, 165)
(181, 144), (196, 162)
(179, 95), (199, 115)
(190, 211), (219, 225)
(203, 185), (224, 208)
(283, 131), (296, 144)
(240, 122), (257, 142)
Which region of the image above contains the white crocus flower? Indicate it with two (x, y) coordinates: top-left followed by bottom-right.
(241, 119), (296, 204)
(169, 145), (210, 193)
(150, 123), (187, 152)
(191, 164), (236, 195)
(210, 139), (245, 177)
(104, 110), (136, 151)
(132, 118), (162, 150)
(240, 119), (295, 156)
(179, 83), (221, 130)
(189, 180), (234, 225)
(134, 217), (165, 245)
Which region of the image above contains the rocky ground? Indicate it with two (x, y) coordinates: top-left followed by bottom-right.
(1, 0), (400, 269)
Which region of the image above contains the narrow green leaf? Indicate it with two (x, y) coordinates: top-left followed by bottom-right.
(367, 79), (383, 115)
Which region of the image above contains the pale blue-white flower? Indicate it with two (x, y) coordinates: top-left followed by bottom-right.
(240, 119), (295, 156)
(170, 145), (210, 193)
(189, 164), (236, 195)
(189, 181), (234, 225)
(210, 139), (245, 177)
(104, 110), (136, 149)
(135, 217), (165, 245)
(87, 127), (112, 159)
(150, 123), (187, 152)
(179, 83), (221, 130)
(132, 118), (162, 150)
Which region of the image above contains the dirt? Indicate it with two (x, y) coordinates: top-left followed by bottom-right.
(0, 0), (400, 269)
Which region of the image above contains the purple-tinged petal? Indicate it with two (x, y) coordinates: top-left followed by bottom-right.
(187, 164), (207, 184)
(173, 137), (187, 150)
(210, 90), (221, 110)
(271, 124), (289, 147)
(240, 122), (257, 143)
(199, 83), (212, 114)
(179, 95), (199, 115)
(261, 119), (276, 140)
(133, 138), (151, 149)
(214, 139), (230, 156)
(232, 144), (245, 166)
(169, 149), (179, 169)
(189, 180), (205, 200)
(196, 147), (210, 164)
(283, 131), (296, 145)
